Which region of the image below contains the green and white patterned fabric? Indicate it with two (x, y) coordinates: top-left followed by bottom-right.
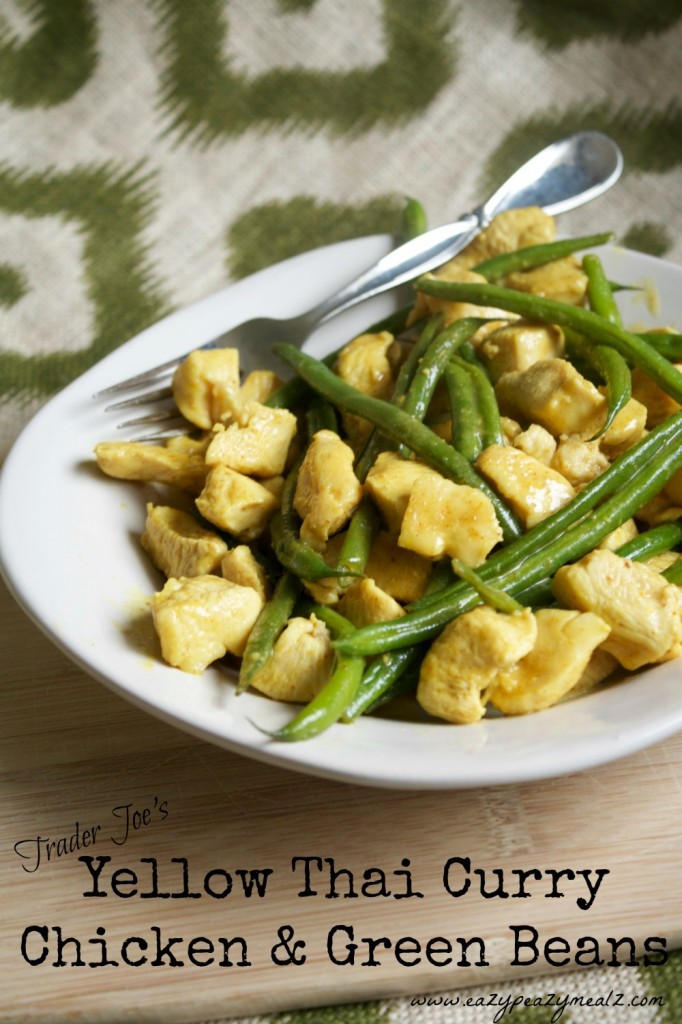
(2, 2), (681, 1020)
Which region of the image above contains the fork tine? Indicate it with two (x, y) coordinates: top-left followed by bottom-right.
(104, 385), (174, 412)
(96, 355), (181, 396)
(116, 407), (183, 429)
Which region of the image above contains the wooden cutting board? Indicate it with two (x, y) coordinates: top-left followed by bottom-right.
(2, 575), (681, 1023)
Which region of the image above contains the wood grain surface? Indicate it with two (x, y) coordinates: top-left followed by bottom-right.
(1, 577), (681, 1024)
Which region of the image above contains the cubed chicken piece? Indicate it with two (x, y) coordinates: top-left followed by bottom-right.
(334, 331), (396, 399)
(635, 492), (682, 528)
(478, 320), (564, 383)
(501, 417), (522, 443)
(512, 423), (556, 466)
(489, 608), (611, 715)
(141, 504), (228, 578)
(221, 544), (270, 602)
(165, 433), (212, 456)
(451, 207), (556, 270)
(293, 430), (362, 550)
(239, 370), (283, 405)
(334, 331), (398, 452)
(598, 397), (648, 456)
(495, 358), (607, 439)
(569, 647), (619, 699)
(417, 606), (537, 724)
(172, 349), (240, 429)
(249, 615), (333, 703)
(399, 476), (503, 565)
(151, 575), (263, 673)
(550, 438), (609, 487)
(552, 548), (682, 670)
(644, 550), (681, 574)
(409, 266), (511, 328)
(337, 577), (405, 628)
(195, 465), (279, 541)
(291, 533), (348, 606)
(205, 401), (297, 477)
(365, 451), (441, 534)
(94, 441), (207, 494)
(631, 366), (682, 427)
(597, 518), (638, 551)
(476, 444), (575, 528)
(364, 530), (432, 603)
(504, 256), (587, 305)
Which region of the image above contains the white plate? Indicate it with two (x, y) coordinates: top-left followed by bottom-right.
(2, 237), (682, 790)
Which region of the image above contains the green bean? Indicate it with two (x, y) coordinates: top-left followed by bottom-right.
(663, 560), (682, 585)
(511, 521), (682, 610)
(273, 343), (523, 542)
(343, 645), (425, 721)
(444, 360), (484, 461)
(238, 571), (301, 693)
(413, 410), (682, 615)
(336, 498), (381, 583)
(564, 328), (631, 439)
(265, 304), (416, 411)
(615, 521), (682, 561)
(637, 332), (682, 361)
(583, 253), (622, 326)
(401, 197), (428, 240)
(450, 558), (524, 613)
(306, 396), (338, 436)
(454, 345), (505, 448)
(270, 456), (358, 580)
(259, 605), (363, 741)
(415, 278), (682, 406)
(472, 233), (612, 281)
(400, 317), (484, 426)
(333, 411), (682, 655)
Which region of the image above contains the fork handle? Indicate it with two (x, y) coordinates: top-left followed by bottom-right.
(310, 210), (483, 325)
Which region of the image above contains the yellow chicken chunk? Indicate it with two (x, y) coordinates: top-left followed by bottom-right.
(337, 578), (405, 628)
(365, 451), (441, 534)
(495, 359), (607, 438)
(504, 256), (587, 305)
(409, 266), (510, 328)
(141, 504), (228, 578)
(550, 438), (609, 487)
(489, 609), (611, 715)
(293, 430), (362, 550)
(364, 531), (432, 603)
(512, 423), (557, 465)
(239, 370), (283, 405)
(172, 349), (240, 429)
(451, 207), (556, 270)
(151, 575), (263, 673)
(94, 441), (207, 494)
(195, 465), (279, 541)
(552, 549), (682, 670)
(221, 545), (270, 603)
(631, 366), (682, 427)
(417, 606), (537, 724)
(399, 476), (503, 565)
(478, 320), (564, 383)
(205, 401), (297, 477)
(334, 331), (396, 399)
(249, 615), (333, 703)
(597, 518), (638, 551)
(598, 397), (647, 456)
(476, 444), (575, 528)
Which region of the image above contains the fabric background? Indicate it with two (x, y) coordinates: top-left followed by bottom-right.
(1, 1), (681, 1021)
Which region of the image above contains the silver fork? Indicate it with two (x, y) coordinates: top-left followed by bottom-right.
(102, 131), (623, 438)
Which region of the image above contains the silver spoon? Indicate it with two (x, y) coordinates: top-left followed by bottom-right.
(104, 130), (623, 433)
